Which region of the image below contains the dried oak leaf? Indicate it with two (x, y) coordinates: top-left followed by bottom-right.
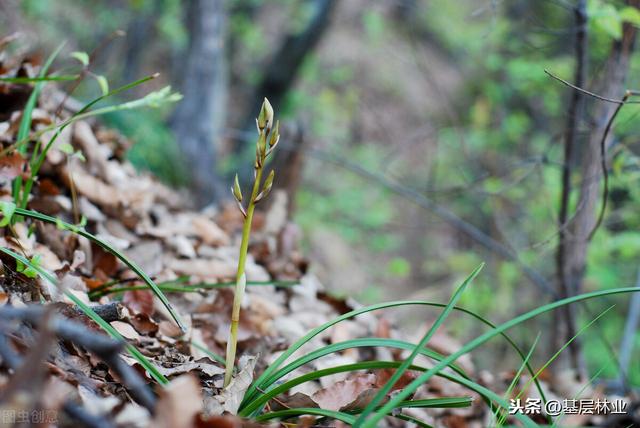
(91, 243), (119, 278)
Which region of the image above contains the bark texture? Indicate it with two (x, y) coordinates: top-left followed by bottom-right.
(170, 0), (227, 207)
(557, 0), (640, 376)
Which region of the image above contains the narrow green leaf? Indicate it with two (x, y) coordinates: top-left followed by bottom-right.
(239, 340), (469, 418)
(393, 413), (434, 428)
(16, 42), (65, 153)
(252, 337), (470, 404)
(0, 75), (78, 83)
(13, 207), (187, 332)
(359, 287), (640, 428)
(356, 264), (483, 424)
(0, 246), (169, 385)
(241, 299), (550, 412)
(16, 74), (162, 212)
(7, 73), (158, 157)
(496, 333), (540, 426)
(241, 360), (537, 427)
(515, 306), (614, 401)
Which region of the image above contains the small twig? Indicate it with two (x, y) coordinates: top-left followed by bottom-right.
(0, 326), (115, 428)
(256, 385), (292, 411)
(70, 302), (125, 323)
(544, 69), (640, 105)
(62, 402), (115, 428)
(54, 30), (126, 117)
(588, 89), (640, 240)
(546, 69), (640, 240)
(298, 144), (558, 297)
(0, 305), (156, 411)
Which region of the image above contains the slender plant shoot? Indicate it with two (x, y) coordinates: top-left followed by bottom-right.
(224, 98), (279, 387)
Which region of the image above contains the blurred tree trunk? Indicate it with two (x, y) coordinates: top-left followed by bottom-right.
(235, 0), (337, 183)
(554, 0), (588, 379)
(557, 0), (640, 377)
(170, 0), (227, 207)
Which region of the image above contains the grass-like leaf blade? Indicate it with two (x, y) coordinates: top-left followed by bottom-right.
(359, 287), (640, 428)
(0, 246), (169, 385)
(356, 264), (482, 424)
(13, 207), (186, 332)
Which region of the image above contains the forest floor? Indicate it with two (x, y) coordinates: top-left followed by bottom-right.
(0, 53), (636, 428)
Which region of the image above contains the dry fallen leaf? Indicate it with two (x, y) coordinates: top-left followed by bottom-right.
(128, 313), (159, 335)
(0, 151), (27, 181)
(312, 373), (377, 411)
(123, 289), (155, 316)
(156, 358), (225, 378)
(110, 320), (141, 341)
(153, 374), (202, 428)
(213, 355), (257, 415)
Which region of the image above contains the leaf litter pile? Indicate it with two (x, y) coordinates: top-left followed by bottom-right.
(0, 52), (637, 428)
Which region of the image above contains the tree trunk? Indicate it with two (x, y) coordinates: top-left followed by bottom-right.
(170, 0), (227, 207)
(554, 0), (588, 378)
(558, 0), (640, 377)
(235, 0), (337, 183)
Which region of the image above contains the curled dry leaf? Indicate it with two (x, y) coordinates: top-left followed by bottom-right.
(63, 166), (123, 208)
(192, 215), (230, 246)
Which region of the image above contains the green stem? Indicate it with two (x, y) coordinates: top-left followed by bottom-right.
(224, 166), (264, 387)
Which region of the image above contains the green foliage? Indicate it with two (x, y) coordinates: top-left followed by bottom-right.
(589, 1), (640, 40)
